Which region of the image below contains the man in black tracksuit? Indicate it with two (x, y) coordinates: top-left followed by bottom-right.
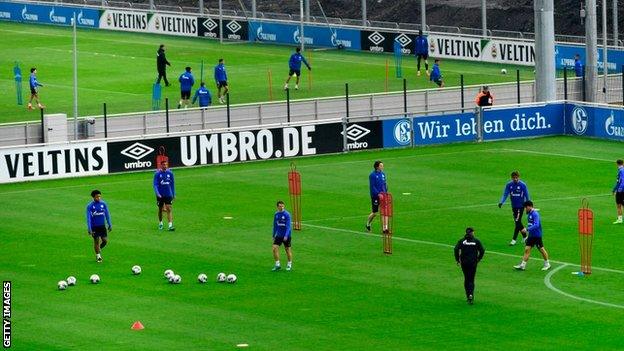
(454, 227), (485, 305)
(156, 44), (171, 86)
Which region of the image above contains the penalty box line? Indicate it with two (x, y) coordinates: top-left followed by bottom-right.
(302, 223), (624, 276)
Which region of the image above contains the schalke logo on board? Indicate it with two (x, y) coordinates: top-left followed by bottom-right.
(571, 106), (588, 135)
(393, 119), (411, 145)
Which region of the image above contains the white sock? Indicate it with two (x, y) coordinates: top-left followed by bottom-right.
(619, 216), (622, 220)
(287, 261), (292, 267)
(545, 260), (550, 265)
(168, 222), (173, 228)
(96, 253), (101, 258)
(159, 221), (163, 225)
(275, 261), (280, 266)
(521, 260), (527, 267)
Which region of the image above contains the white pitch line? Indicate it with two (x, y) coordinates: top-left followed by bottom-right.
(499, 148), (614, 163)
(302, 223), (624, 275)
(303, 193), (610, 223)
(544, 264), (624, 309)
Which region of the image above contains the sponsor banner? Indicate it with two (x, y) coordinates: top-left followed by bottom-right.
(360, 30), (415, 54)
(565, 103), (624, 141)
(413, 113), (477, 145)
(343, 121), (383, 150)
(99, 9), (150, 33)
(382, 118), (412, 148)
(0, 142), (108, 183)
(556, 44), (624, 73)
(0, 2), (99, 27)
(249, 21), (360, 50)
(482, 104), (564, 140)
(149, 13), (197, 37)
(427, 34), (535, 65)
(107, 124), (345, 172)
(198, 18), (248, 41)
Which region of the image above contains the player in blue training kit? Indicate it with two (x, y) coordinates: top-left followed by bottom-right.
(28, 67), (45, 110)
(284, 47), (311, 91)
(514, 201), (551, 271)
(178, 66), (195, 109)
(498, 170), (530, 245)
(192, 82), (212, 108)
(366, 160), (388, 233)
(214, 58), (229, 104)
(153, 160), (176, 231)
(414, 30), (429, 76)
(612, 159), (624, 224)
(86, 190), (112, 262)
(272, 200), (293, 271)
(574, 54), (584, 77)
(430, 59), (444, 87)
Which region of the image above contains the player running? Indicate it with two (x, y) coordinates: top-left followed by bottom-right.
(28, 67), (44, 110)
(272, 200), (292, 272)
(284, 47), (311, 91)
(498, 171), (530, 245)
(154, 160), (176, 231)
(214, 58), (229, 104)
(86, 190), (112, 263)
(366, 160), (388, 233)
(514, 201), (551, 271)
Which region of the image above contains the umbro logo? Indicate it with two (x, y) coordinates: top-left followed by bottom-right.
(202, 18), (217, 31)
(368, 31), (385, 46)
(121, 142), (154, 161)
(342, 124), (371, 141)
(226, 20), (241, 33)
(395, 33), (412, 47)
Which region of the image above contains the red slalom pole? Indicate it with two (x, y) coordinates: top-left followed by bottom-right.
(288, 162), (302, 230)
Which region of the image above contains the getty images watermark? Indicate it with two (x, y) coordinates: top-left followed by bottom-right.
(3, 281), (10, 348)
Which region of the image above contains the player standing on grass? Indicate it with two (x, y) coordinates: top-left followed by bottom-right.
(612, 159), (624, 224)
(514, 201), (551, 271)
(454, 227), (485, 305)
(498, 171), (530, 245)
(214, 58), (229, 104)
(86, 190), (112, 263)
(272, 200), (292, 272)
(27, 68), (44, 110)
(430, 59), (444, 88)
(192, 82), (212, 108)
(366, 161), (388, 232)
(154, 160), (175, 231)
(415, 30), (429, 76)
(156, 44), (171, 86)
(284, 47), (311, 91)
(178, 66), (195, 109)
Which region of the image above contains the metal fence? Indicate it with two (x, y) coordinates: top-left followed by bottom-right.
(2, 73), (622, 147)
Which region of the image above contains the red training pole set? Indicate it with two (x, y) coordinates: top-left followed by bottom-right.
(380, 192), (394, 254)
(578, 199), (594, 275)
(288, 162), (302, 230)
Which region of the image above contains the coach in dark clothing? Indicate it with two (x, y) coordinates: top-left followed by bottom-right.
(454, 227), (485, 305)
(156, 44), (171, 86)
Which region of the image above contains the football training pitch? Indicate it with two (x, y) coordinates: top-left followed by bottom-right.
(1, 136), (624, 350)
(0, 21), (537, 124)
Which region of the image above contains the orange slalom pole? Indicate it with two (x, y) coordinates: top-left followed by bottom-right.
(268, 68), (274, 101)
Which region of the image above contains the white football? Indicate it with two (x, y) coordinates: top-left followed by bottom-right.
(164, 269), (174, 279)
(132, 265), (142, 275)
(226, 274), (237, 283)
(66, 276), (76, 286)
(90, 274), (100, 284)
(58, 280), (68, 290)
(501, 68), (507, 74)
(216, 272), (227, 282)
(172, 274), (181, 284)
(197, 273), (208, 283)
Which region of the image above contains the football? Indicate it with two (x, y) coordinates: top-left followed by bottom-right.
(197, 273), (208, 283)
(58, 280), (68, 290)
(90, 274), (100, 284)
(226, 274), (237, 284)
(131, 265), (142, 275)
(164, 269), (174, 279)
(216, 272), (227, 282)
(66, 276), (76, 286)
(501, 68), (508, 74)
(172, 274), (181, 284)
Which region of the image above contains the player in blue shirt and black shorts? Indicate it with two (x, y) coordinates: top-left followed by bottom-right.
(86, 190), (112, 262)
(498, 170), (530, 245)
(514, 201), (551, 271)
(366, 160), (388, 232)
(272, 200), (293, 271)
(612, 159), (624, 224)
(154, 160), (176, 231)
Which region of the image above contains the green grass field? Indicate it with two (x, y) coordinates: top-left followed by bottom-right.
(1, 136), (624, 350)
(0, 21), (537, 124)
